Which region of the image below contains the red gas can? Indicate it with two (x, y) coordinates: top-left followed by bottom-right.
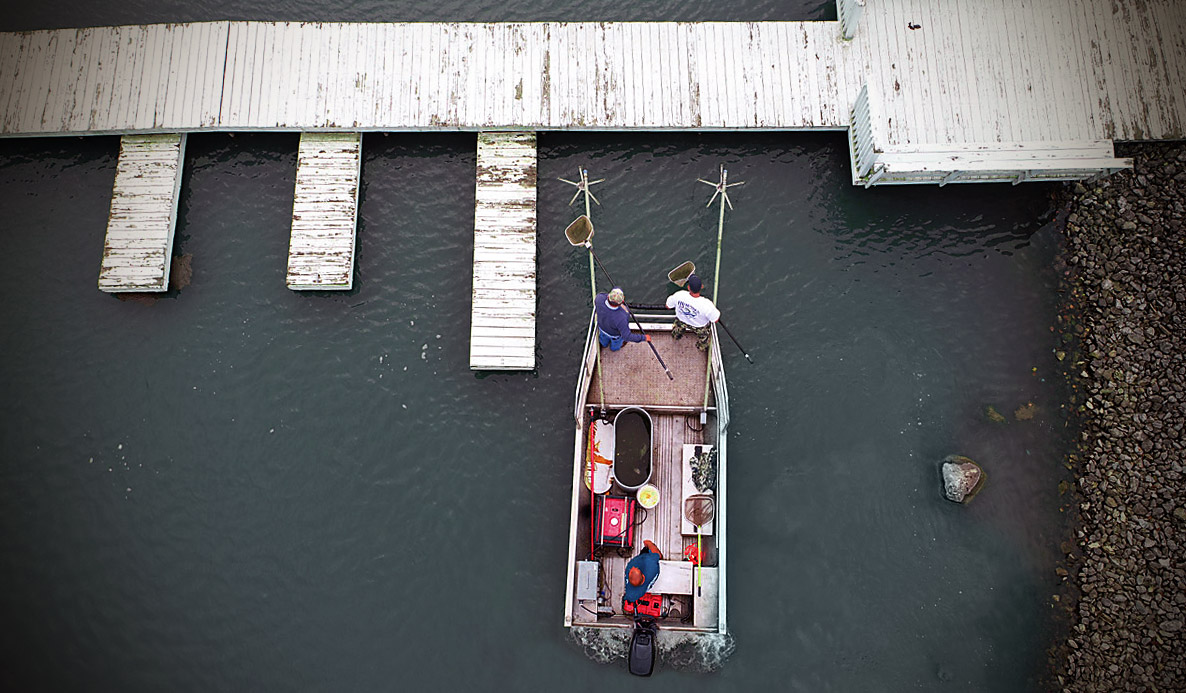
(623, 592), (662, 618)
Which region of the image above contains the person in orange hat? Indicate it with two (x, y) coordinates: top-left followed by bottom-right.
(623, 540), (663, 608)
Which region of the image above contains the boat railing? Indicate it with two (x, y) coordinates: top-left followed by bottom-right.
(710, 323), (730, 431)
(573, 311), (598, 423)
(709, 322), (729, 634)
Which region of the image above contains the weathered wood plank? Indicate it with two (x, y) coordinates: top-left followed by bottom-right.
(99, 134), (186, 293)
(0, 10), (1181, 187)
(287, 132), (362, 290)
(38, 29), (71, 132)
(470, 132), (537, 371)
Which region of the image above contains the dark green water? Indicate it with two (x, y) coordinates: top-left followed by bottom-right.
(2, 4), (1073, 690)
(613, 409), (651, 489)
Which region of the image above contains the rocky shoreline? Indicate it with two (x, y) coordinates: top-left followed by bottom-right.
(1051, 142), (1186, 692)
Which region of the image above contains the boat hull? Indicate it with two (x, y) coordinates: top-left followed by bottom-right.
(563, 311), (729, 636)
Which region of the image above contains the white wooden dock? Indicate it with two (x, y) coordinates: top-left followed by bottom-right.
(287, 132), (362, 290)
(469, 132), (537, 371)
(1, 3), (1182, 148)
(98, 133), (186, 292)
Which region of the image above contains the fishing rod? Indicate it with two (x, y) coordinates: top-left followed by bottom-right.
(716, 319), (753, 364)
(564, 216), (674, 381)
(654, 272), (755, 365)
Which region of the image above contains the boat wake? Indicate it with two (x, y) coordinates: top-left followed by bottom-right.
(571, 626), (632, 664)
(656, 630), (736, 673)
(570, 627), (736, 672)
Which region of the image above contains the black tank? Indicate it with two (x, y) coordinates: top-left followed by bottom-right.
(614, 409), (651, 488)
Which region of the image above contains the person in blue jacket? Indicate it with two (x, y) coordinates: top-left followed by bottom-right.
(623, 539), (663, 607)
(594, 287), (651, 351)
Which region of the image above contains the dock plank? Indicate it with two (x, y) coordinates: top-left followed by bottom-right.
(99, 134), (186, 293)
(286, 132), (362, 290)
(1, 8), (1181, 186)
(470, 132), (537, 371)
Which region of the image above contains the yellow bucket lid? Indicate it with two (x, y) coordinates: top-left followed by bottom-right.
(637, 484), (660, 509)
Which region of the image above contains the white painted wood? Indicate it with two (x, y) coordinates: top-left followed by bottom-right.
(38, 29), (70, 131)
(287, 132), (362, 290)
(110, 27), (141, 130)
(0, 33), (21, 127)
(1, 10), (1182, 185)
(177, 23), (202, 129)
(838, 0), (866, 40)
(651, 560), (695, 595)
(216, 22), (240, 127)
(693, 567), (719, 628)
(99, 134), (186, 292)
(13, 32), (45, 133)
(470, 132), (537, 371)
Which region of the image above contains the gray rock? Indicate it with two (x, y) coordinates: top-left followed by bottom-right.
(941, 455), (985, 503)
(1051, 143), (1186, 689)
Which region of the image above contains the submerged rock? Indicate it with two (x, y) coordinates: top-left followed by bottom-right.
(170, 253), (193, 290)
(984, 405), (1007, 423)
(941, 455), (986, 503)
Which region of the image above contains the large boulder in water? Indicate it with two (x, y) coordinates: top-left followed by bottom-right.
(941, 455), (986, 503)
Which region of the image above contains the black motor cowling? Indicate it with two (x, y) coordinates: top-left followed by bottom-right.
(628, 617), (657, 677)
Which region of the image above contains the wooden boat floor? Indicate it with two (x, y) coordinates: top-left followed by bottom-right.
(591, 411), (711, 621)
(588, 330), (712, 409)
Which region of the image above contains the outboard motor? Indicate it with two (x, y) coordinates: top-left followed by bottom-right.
(628, 616), (658, 677)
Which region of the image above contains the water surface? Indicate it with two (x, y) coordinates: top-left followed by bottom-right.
(2, 2), (1071, 689)
(0, 130), (1070, 690)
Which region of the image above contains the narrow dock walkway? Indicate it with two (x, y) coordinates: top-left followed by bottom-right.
(287, 132), (362, 290)
(98, 133), (186, 292)
(469, 132), (537, 371)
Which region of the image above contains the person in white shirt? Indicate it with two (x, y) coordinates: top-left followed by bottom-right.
(665, 274), (720, 352)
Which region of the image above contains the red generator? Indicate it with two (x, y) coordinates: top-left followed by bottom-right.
(594, 495), (636, 549)
(623, 593), (662, 618)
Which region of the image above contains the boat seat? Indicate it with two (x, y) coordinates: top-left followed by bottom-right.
(650, 560), (694, 595)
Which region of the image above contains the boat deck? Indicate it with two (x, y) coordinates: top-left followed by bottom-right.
(574, 411), (714, 627)
(587, 324), (713, 410)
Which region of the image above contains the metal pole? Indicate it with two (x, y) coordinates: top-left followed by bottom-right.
(695, 166), (743, 411)
(711, 169), (727, 303)
(583, 170), (606, 411)
(583, 169), (596, 302)
(563, 167), (608, 411)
